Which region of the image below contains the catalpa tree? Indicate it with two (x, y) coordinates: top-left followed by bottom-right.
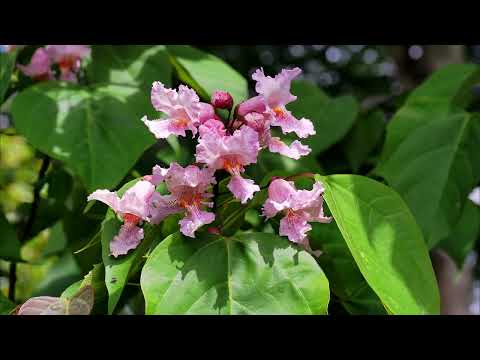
(1, 45), (479, 315)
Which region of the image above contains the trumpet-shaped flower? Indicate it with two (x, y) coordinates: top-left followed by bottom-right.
(243, 110), (311, 160)
(44, 45), (90, 83)
(87, 180), (157, 257)
(148, 163), (216, 237)
(252, 67), (315, 138)
(142, 82), (209, 139)
(262, 179), (331, 255)
(17, 48), (54, 82)
(196, 125), (260, 203)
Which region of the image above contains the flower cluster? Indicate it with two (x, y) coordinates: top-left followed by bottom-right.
(88, 67), (329, 257)
(17, 45), (90, 83)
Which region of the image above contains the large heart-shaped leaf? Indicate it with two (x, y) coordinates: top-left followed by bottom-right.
(0, 213), (22, 262)
(141, 232), (329, 315)
(318, 174), (440, 314)
(11, 83), (156, 191)
(374, 64), (480, 247)
(87, 45), (172, 90)
(310, 222), (386, 314)
(166, 45), (248, 105)
(287, 80), (358, 156)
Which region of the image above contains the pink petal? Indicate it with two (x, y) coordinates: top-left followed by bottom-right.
(119, 180), (156, 219)
(150, 82), (201, 124)
(197, 102), (216, 124)
(267, 178), (296, 204)
(110, 223), (144, 257)
(142, 115), (194, 139)
(198, 118), (226, 138)
(151, 165), (169, 185)
(270, 109), (315, 138)
(45, 45), (91, 63)
(17, 47), (52, 78)
(268, 137), (311, 159)
(227, 175), (260, 204)
(237, 95), (267, 116)
(252, 67), (301, 108)
(279, 212), (312, 244)
(196, 125), (260, 170)
(148, 193), (183, 224)
(244, 112), (271, 147)
(151, 81), (180, 114)
(179, 207), (215, 238)
(165, 163), (216, 194)
(87, 189), (121, 213)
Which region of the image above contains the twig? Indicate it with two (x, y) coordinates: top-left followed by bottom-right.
(8, 155), (51, 302)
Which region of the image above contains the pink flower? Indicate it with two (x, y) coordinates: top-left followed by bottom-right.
(211, 90), (233, 110)
(198, 102), (217, 124)
(45, 45), (90, 83)
(252, 67), (315, 138)
(142, 82), (206, 139)
(267, 137), (311, 160)
(198, 118), (227, 138)
(148, 163), (216, 237)
(17, 48), (54, 82)
(262, 179), (331, 256)
(196, 125), (260, 203)
(87, 180), (157, 257)
(243, 108), (312, 160)
(237, 95), (266, 117)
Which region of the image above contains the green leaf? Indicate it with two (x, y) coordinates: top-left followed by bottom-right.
(100, 179), (160, 314)
(318, 174), (440, 314)
(437, 200), (480, 268)
(61, 263), (108, 314)
(374, 64), (480, 247)
(310, 222), (386, 314)
(0, 50), (17, 104)
(87, 45), (172, 90)
(141, 232), (329, 315)
(11, 82), (156, 191)
(166, 45), (248, 105)
(342, 110), (385, 172)
(0, 291), (15, 315)
(287, 80), (359, 155)
(0, 212), (22, 262)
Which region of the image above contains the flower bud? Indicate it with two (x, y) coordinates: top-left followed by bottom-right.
(207, 226), (221, 235)
(211, 90), (233, 110)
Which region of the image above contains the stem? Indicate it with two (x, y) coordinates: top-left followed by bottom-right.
(8, 155), (51, 302)
(283, 172), (315, 182)
(8, 262), (16, 301)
